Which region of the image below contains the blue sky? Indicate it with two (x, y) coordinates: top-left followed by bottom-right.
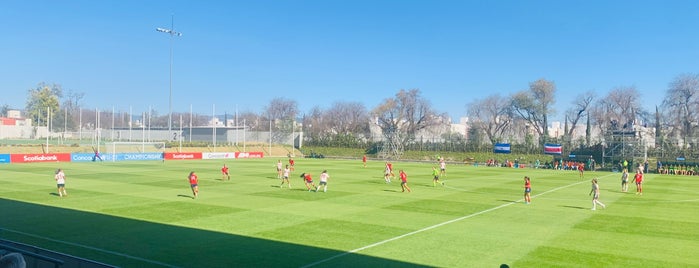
(2, 0), (698, 123)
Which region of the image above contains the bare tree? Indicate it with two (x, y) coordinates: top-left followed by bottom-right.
(238, 111), (266, 131)
(372, 89), (447, 158)
(662, 73), (699, 149)
(265, 98), (298, 123)
(326, 101), (371, 138)
(466, 94), (513, 145)
(302, 106), (326, 142)
(511, 78), (557, 145)
(302, 102), (371, 146)
(598, 86), (642, 131)
(563, 91), (594, 146)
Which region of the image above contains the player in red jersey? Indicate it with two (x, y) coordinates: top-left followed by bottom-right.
(399, 170), (411, 193)
(221, 164), (230, 181)
(188, 171), (199, 198)
(362, 155), (367, 168)
(288, 157), (295, 171)
(578, 162), (585, 179)
(523, 176), (531, 204)
(634, 171), (644, 195)
(300, 173), (317, 192)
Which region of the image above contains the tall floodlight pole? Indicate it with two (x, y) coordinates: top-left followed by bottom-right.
(156, 15), (182, 132)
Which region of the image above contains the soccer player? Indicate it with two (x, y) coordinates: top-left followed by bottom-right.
(188, 171), (199, 198)
(399, 170), (411, 192)
(432, 166), (443, 186)
(92, 147), (103, 162)
(384, 162), (393, 183)
(221, 164), (230, 181)
(589, 178), (606, 210)
(281, 165), (291, 188)
(634, 171), (644, 195)
(276, 160), (283, 179)
(362, 154), (367, 168)
(288, 157), (295, 171)
(578, 162), (585, 179)
(317, 170), (330, 192)
(621, 170), (629, 192)
(523, 176), (531, 204)
(439, 157), (447, 177)
(54, 169), (67, 197)
(300, 173), (317, 192)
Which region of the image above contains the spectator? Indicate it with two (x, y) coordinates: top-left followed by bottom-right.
(0, 252), (26, 268)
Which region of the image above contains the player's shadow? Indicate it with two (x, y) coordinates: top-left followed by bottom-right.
(561, 205), (587, 210)
(177, 194), (195, 199)
(499, 199), (517, 203)
(49, 193), (60, 196)
(382, 189), (401, 193)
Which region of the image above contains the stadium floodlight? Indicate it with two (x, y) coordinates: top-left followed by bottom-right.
(156, 15), (183, 132)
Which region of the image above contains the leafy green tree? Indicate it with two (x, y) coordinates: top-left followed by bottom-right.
(25, 83), (62, 126)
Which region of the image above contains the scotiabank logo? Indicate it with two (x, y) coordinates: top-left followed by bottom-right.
(164, 152), (202, 160)
(11, 153), (71, 163)
(25, 155), (57, 161)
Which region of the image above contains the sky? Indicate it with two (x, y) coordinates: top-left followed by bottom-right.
(2, 0), (699, 123)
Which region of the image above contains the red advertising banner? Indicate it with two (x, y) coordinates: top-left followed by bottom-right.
(10, 153), (72, 163)
(235, 152), (264, 158)
(164, 152), (203, 160)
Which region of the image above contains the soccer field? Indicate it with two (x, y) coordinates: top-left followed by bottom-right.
(1, 158), (698, 267)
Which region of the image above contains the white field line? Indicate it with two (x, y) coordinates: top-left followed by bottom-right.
(0, 228), (179, 268)
(301, 173), (615, 268)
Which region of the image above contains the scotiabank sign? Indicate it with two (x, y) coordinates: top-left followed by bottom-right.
(11, 153), (71, 163)
(164, 152), (203, 160)
(236, 152), (264, 158)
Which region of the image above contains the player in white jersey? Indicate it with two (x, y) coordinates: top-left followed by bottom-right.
(55, 169), (67, 197)
(317, 170), (330, 192)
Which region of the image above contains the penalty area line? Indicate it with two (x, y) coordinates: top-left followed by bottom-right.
(301, 174), (613, 268)
(0, 228), (179, 268)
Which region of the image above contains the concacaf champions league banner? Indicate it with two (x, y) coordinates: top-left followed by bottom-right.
(544, 143), (562, 155)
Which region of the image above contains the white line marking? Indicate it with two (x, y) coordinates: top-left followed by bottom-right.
(301, 174), (614, 268)
(1, 228), (179, 268)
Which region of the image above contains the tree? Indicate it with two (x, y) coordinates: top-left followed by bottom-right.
(25, 83), (62, 127)
(511, 78), (557, 146)
(661, 73), (699, 149)
(325, 101), (371, 139)
(239, 111), (266, 131)
(563, 91), (594, 147)
(264, 98), (299, 144)
(372, 89), (447, 158)
(302, 102), (371, 147)
(1, 104), (9, 117)
(265, 97), (298, 125)
(595, 86), (643, 132)
(466, 94), (513, 145)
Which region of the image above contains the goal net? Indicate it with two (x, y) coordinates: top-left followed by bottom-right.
(106, 142), (166, 154)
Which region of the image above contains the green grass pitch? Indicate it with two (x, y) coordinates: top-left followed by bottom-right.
(1, 158), (698, 267)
